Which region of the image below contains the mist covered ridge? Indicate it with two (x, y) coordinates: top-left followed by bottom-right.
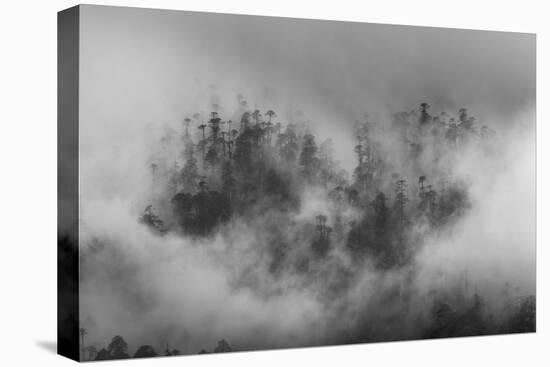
(77, 96), (535, 360)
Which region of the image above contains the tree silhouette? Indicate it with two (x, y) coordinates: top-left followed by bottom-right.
(313, 214), (332, 256)
(140, 205), (165, 233)
(299, 133), (319, 179)
(180, 153), (200, 193)
(278, 124), (299, 165)
(198, 123), (207, 161)
(107, 335), (129, 359)
(94, 348), (110, 361)
(134, 345), (157, 358)
(458, 108), (468, 124)
(222, 161), (236, 200)
(213, 339), (232, 353)
(372, 192), (389, 238)
(205, 147), (219, 170)
(419, 102), (432, 125)
(183, 117), (192, 137)
(419, 176), (426, 191)
(265, 109), (276, 123)
(252, 109), (262, 125)
(319, 139), (337, 187)
(394, 179), (409, 225)
(233, 127), (254, 172)
(446, 119), (459, 147)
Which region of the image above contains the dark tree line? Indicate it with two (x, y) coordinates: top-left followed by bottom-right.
(79, 332), (232, 361)
(141, 100), (495, 268)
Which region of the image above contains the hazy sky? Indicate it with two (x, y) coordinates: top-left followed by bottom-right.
(79, 4), (535, 138)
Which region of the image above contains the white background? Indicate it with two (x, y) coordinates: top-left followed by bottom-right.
(0, 0), (547, 366)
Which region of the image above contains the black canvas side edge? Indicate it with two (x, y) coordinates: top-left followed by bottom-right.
(58, 5), (80, 362)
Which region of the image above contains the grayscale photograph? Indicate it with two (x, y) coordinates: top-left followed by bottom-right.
(58, 4), (535, 361)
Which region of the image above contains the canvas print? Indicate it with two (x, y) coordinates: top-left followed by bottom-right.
(58, 5), (536, 362)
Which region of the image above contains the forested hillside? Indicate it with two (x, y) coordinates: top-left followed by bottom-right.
(78, 98), (534, 361)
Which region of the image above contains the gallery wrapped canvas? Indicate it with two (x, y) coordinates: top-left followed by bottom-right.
(58, 5), (536, 362)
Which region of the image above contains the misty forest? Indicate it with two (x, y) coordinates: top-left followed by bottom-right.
(71, 94), (535, 361)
